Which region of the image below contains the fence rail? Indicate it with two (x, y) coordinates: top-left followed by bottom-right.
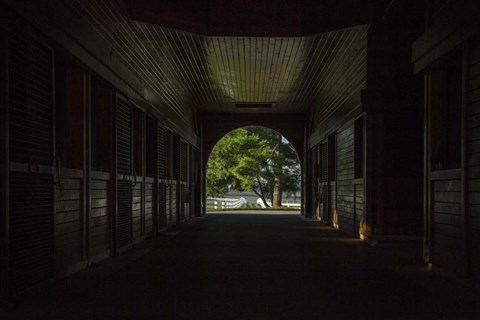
(207, 197), (247, 209)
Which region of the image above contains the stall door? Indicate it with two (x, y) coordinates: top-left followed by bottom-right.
(328, 134), (337, 227)
(115, 95), (132, 251)
(7, 30), (55, 296)
(320, 140), (329, 223)
(179, 140), (187, 221)
(54, 60), (86, 277)
(145, 116), (156, 236)
(131, 108), (144, 244)
(157, 124), (167, 230)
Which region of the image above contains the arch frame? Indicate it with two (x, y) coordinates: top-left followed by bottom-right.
(200, 113), (306, 214)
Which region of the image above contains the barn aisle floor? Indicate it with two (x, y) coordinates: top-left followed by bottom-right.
(2, 211), (480, 320)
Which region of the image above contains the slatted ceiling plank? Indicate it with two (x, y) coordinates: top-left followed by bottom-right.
(157, 27), (207, 106)
(183, 36), (212, 106)
(186, 34), (218, 105)
(261, 38), (280, 102)
(179, 32), (208, 103)
(296, 31), (339, 104)
(269, 38), (295, 102)
(289, 35), (323, 104)
(218, 38), (234, 101)
(274, 39), (301, 103)
(64, 0), (368, 117)
(72, 1), (189, 122)
(230, 37), (242, 101)
(319, 52), (367, 111)
(313, 35), (366, 120)
(113, 11), (192, 116)
(232, 37), (242, 102)
(260, 38), (271, 102)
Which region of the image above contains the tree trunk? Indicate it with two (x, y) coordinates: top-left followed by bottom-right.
(272, 176), (282, 207)
(255, 178), (270, 208)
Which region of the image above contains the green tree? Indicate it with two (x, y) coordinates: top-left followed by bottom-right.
(206, 126), (300, 208)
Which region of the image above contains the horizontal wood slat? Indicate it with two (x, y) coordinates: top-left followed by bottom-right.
(90, 174), (111, 260)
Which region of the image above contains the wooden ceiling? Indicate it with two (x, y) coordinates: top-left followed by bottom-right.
(60, 0), (368, 124)
(131, 21), (367, 115)
(125, 0), (381, 37)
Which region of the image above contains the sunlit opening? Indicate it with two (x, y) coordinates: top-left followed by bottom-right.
(206, 126), (301, 212)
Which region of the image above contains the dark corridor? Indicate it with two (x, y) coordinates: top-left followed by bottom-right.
(1, 212), (479, 320)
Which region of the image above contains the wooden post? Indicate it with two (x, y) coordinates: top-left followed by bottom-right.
(424, 74), (432, 265)
(461, 45), (469, 277)
(0, 32), (9, 299)
(84, 71), (90, 262)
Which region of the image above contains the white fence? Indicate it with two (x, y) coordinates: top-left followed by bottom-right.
(256, 198), (301, 208)
(207, 197), (247, 209)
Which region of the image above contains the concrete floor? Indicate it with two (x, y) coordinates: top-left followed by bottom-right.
(2, 211), (480, 319)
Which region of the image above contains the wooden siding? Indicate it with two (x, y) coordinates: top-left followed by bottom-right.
(145, 178), (154, 235)
(89, 171), (111, 261)
(55, 170), (84, 276)
(354, 181), (364, 233)
(468, 42), (480, 279)
(336, 125), (355, 234)
(171, 182), (178, 225)
(330, 182), (336, 227)
(7, 26), (55, 296)
(9, 172), (54, 296)
(158, 182), (167, 230)
(166, 183), (177, 226)
(132, 181), (143, 243)
(431, 170), (463, 273)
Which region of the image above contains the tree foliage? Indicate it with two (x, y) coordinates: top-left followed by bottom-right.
(206, 126), (300, 207)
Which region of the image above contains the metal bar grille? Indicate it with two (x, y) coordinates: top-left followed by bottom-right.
(8, 32), (53, 165)
(173, 135), (180, 180)
(321, 141), (328, 182)
(7, 27), (55, 296)
(170, 182), (177, 224)
(116, 96), (132, 249)
(116, 97), (131, 175)
(157, 125), (166, 179)
(179, 141), (186, 182)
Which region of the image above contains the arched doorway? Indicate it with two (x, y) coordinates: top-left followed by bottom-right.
(204, 125), (302, 213)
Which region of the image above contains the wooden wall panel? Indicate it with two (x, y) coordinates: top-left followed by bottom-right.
(116, 96), (132, 250)
(354, 182), (364, 233)
(9, 172), (54, 296)
(89, 172), (111, 261)
(171, 182), (178, 225)
(145, 179), (154, 235)
(336, 125), (355, 234)
(431, 172), (463, 274)
(132, 181), (142, 243)
(166, 184), (172, 226)
(330, 182), (336, 227)
(55, 172), (83, 277)
(158, 183), (167, 230)
(468, 42), (480, 279)
(7, 27), (55, 296)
